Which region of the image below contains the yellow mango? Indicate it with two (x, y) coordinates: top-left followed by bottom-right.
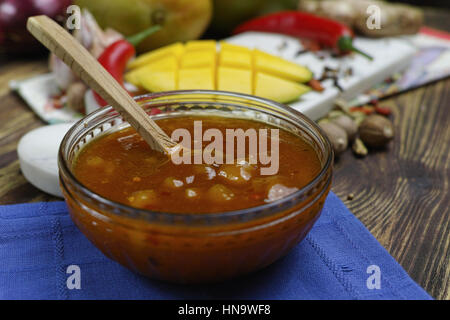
(220, 41), (252, 53)
(124, 68), (143, 87)
(219, 49), (252, 69)
(254, 50), (312, 83)
(185, 40), (217, 52)
(217, 67), (252, 95)
(254, 72), (311, 103)
(128, 42), (184, 70)
(125, 56), (178, 87)
(181, 50), (216, 68)
(139, 69), (178, 92)
(179, 68), (215, 90)
(219, 42), (252, 69)
(126, 40), (313, 103)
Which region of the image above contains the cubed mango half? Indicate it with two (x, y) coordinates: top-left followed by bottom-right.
(254, 72), (311, 103)
(125, 40), (313, 103)
(217, 67), (252, 95)
(253, 50), (312, 83)
(178, 68), (215, 90)
(128, 42), (184, 70)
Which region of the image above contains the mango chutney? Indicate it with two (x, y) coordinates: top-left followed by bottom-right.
(59, 91), (333, 283)
(73, 116), (322, 214)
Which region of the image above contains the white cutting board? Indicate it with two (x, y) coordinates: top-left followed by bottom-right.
(11, 32), (417, 122)
(226, 32), (417, 120)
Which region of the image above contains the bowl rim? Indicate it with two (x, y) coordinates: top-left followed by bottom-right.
(58, 90), (333, 223)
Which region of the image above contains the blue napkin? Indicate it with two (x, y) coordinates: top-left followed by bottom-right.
(0, 192), (431, 300)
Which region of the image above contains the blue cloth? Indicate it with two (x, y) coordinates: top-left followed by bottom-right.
(0, 192), (431, 300)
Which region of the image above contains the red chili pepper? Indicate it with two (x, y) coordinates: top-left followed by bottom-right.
(350, 105), (375, 115)
(93, 40), (135, 106)
(375, 106), (392, 116)
(233, 11), (372, 60)
(93, 25), (161, 107)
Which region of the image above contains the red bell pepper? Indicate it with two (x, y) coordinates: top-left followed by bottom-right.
(233, 11), (372, 60)
(93, 25), (161, 107)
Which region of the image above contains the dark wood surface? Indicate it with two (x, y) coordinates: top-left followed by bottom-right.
(0, 9), (449, 300)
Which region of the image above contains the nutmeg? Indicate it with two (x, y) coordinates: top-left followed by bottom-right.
(319, 122), (348, 155)
(331, 114), (358, 141)
(359, 114), (394, 147)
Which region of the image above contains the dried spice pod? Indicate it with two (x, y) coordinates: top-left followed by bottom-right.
(350, 110), (367, 126)
(328, 110), (345, 119)
(352, 138), (368, 157)
(317, 118), (330, 125)
(319, 122), (348, 155)
(359, 114), (394, 147)
(331, 114), (358, 141)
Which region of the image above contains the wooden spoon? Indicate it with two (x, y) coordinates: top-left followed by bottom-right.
(27, 15), (178, 154)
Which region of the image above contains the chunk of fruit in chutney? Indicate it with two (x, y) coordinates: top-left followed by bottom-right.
(128, 190), (158, 208)
(163, 177), (184, 189)
(218, 164), (252, 186)
(185, 188), (201, 200)
(207, 184), (235, 203)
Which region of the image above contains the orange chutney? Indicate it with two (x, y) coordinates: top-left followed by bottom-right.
(63, 114), (332, 283)
(73, 116), (322, 213)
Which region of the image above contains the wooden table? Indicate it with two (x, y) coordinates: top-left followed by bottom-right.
(0, 10), (449, 300)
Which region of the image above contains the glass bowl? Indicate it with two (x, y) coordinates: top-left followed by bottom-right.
(58, 90), (333, 284)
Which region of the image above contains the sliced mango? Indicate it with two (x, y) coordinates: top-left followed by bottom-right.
(139, 69), (178, 92)
(254, 50), (312, 83)
(181, 50), (216, 68)
(219, 49), (252, 69)
(217, 67), (252, 95)
(125, 40), (314, 103)
(185, 40), (217, 52)
(219, 42), (252, 69)
(125, 55), (178, 87)
(254, 72), (311, 103)
(124, 68), (143, 87)
(179, 68), (215, 90)
(128, 42), (184, 70)
(220, 42), (251, 53)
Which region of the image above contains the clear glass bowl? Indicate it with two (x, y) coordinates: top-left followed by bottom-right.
(59, 90), (333, 284)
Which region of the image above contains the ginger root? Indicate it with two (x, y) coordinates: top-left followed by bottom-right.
(298, 0), (423, 37)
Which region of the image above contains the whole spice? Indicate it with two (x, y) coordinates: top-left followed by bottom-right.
(308, 79), (325, 92)
(359, 114), (394, 147)
(350, 111), (367, 126)
(233, 11), (372, 59)
(298, 0), (423, 38)
(331, 114), (358, 141)
(320, 122), (348, 155)
(352, 138), (368, 157)
(327, 110), (344, 119)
